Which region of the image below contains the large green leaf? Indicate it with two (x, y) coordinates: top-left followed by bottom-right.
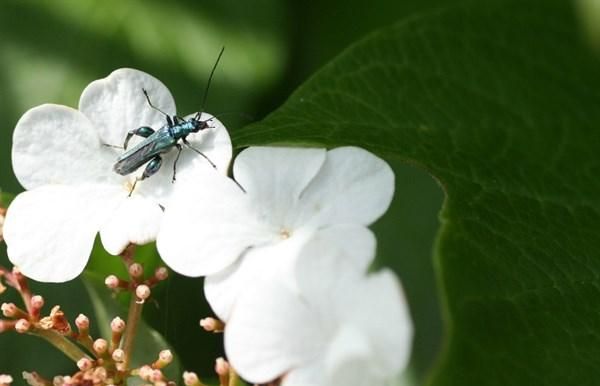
(233, 1), (600, 385)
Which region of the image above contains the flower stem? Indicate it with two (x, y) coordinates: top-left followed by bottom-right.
(122, 293), (143, 370)
(228, 367), (241, 386)
(34, 329), (89, 362)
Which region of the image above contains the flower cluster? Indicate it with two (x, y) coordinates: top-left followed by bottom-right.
(2, 69), (412, 386)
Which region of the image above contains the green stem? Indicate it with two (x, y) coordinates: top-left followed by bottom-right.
(122, 294), (144, 370)
(34, 329), (90, 362)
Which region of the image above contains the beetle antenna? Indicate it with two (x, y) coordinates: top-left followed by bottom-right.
(195, 46), (225, 120)
(143, 88), (171, 118)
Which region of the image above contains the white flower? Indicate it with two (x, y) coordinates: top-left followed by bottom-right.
(4, 69), (232, 282)
(157, 146), (394, 320)
(224, 227), (413, 386)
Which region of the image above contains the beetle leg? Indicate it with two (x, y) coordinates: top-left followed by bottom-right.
(172, 144), (183, 183)
(129, 155), (163, 197)
(123, 126), (155, 149)
(182, 138), (216, 169)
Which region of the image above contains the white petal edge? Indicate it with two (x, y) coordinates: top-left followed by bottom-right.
(156, 169), (274, 277)
(344, 270), (414, 376)
(99, 195), (164, 255)
(3, 185), (118, 282)
(12, 104), (117, 190)
(324, 324), (376, 386)
(225, 268), (323, 383)
(79, 68), (176, 148)
(233, 147), (326, 227)
(294, 146), (395, 228)
(204, 227), (316, 321)
(282, 361), (323, 386)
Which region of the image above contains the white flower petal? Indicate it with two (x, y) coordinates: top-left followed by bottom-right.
(79, 68), (176, 147)
(133, 113), (232, 205)
(295, 236), (412, 376)
(205, 228), (315, 321)
(294, 146), (395, 228)
(225, 273), (322, 384)
(233, 147), (326, 227)
(12, 104), (117, 190)
(294, 225), (376, 287)
(157, 169), (273, 277)
(3, 185), (117, 282)
(324, 324), (375, 386)
(344, 270), (413, 375)
(99, 195), (164, 255)
(282, 362), (322, 386)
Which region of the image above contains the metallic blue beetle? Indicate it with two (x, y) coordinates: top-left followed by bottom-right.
(112, 47), (224, 195)
(113, 89), (216, 195)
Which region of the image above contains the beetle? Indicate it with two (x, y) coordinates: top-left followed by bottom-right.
(112, 48), (224, 196)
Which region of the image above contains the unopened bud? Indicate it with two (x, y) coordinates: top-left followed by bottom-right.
(30, 295), (44, 309)
(15, 319), (30, 333)
(77, 358), (93, 371)
(135, 284), (151, 301)
(155, 267), (169, 281)
(93, 338), (108, 355)
(215, 357), (230, 386)
(105, 275), (120, 289)
(137, 365), (153, 381)
(0, 374), (13, 386)
(75, 314), (90, 330)
(182, 372), (200, 386)
(159, 350), (173, 364)
(1, 303), (17, 318)
(215, 357), (230, 375)
(150, 369), (163, 382)
(112, 348), (125, 362)
(92, 367), (107, 382)
(110, 317), (126, 333)
(128, 263), (143, 279)
(152, 350), (173, 369)
(199, 317), (224, 333)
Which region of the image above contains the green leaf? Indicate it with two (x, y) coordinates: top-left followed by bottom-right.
(0, 191), (15, 207)
(233, 1), (600, 385)
(82, 272), (182, 383)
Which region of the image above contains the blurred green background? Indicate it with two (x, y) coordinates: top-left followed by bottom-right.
(0, 0), (445, 384)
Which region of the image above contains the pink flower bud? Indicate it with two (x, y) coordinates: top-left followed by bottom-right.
(137, 365), (153, 380)
(150, 369), (163, 382)
(112, 348), (125, 362)
(199, 317), (224, 333)
(159, 350), (173, 364)
(75, 314), (89, 330)
(15, 319), (30, 333)
(183, 372), (200, 386)
(105, 275), (120, 289)
(93, 339), (108, 355)
(30, 295), (44, 309)
(92, 367), (107, 381)
(110, 317), (126, 333)
(135, 284), (151, 301)
(77, 357), (93, 371)
(155, 267), (169, 281)
(1, 303), (17, 318)
(128, 263), (143, 279)
(215, 357), (230, 376)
